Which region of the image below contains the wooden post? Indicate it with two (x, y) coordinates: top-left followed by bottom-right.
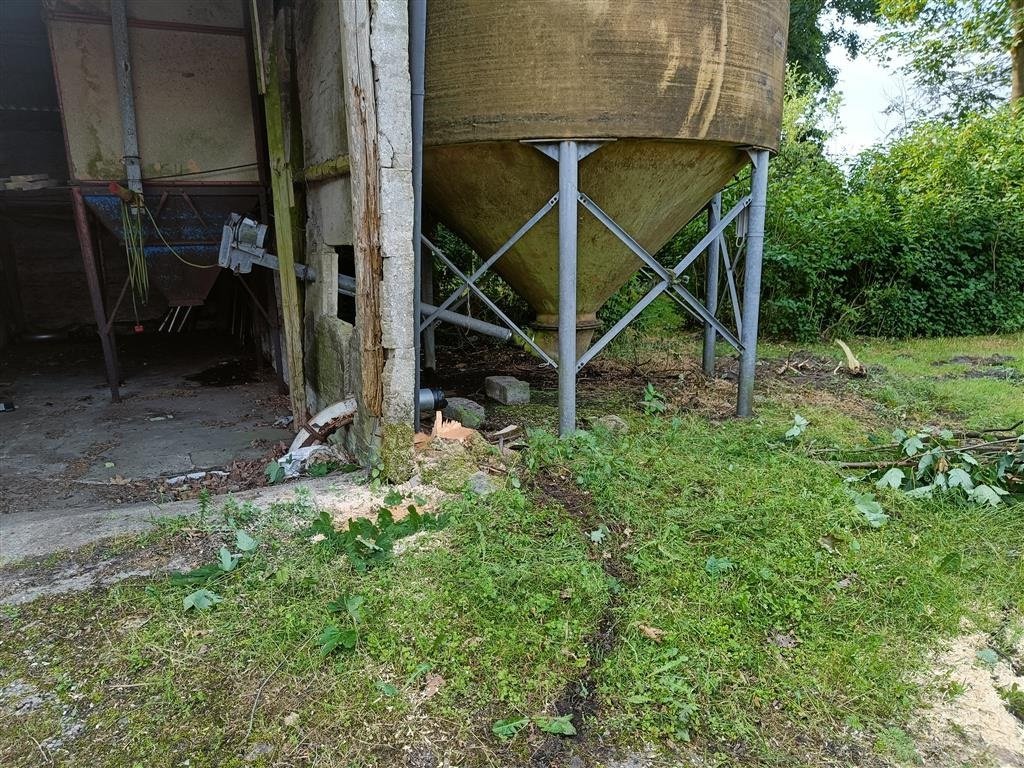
(340, 0), (385, 424)
(263, 20), (307, 429)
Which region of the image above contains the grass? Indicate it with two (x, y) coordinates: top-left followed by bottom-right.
(1, 333), (1022, 766)
(760, 332), (1024, 429)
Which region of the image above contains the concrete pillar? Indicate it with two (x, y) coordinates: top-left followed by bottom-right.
(340, 0), (416, 478)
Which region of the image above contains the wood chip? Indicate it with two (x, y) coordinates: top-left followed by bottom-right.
(432, 412), (474, 442)
(637, 623), (666, 642)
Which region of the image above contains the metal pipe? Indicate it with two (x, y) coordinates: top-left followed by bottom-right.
(338, 274), (512, 341)
(420, 239), (557, 366)
(558, 140), (579, 436)
(71, 187), (121, 403)
(702, 193), (722, 375)
(110, 0), (142, 195)
(422, 250), (437, 369)
(410, 0), (427, 407)
(417, 386), (446, 412)
(737, 150), (770, 417)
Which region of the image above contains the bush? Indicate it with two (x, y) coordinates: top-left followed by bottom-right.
(760, 93), (1024, 340)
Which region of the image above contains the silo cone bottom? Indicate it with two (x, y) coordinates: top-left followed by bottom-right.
(531, 313), (602, 362)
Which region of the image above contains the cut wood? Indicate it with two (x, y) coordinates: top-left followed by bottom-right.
(432, 411), (474, 442)
(835, 340), (867, 377)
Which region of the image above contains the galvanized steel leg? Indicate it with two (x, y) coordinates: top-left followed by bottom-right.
(702, 193), (722, 376)
(737, 150), (770, 417)
(410, 0), (428, 413)
(558, 140), (579, 436)
(421, 250), (436, 370)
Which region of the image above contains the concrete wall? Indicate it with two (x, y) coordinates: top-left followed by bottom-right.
(295, 0), (354, 414)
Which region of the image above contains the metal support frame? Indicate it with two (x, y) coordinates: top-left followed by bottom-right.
(702, 194), (722, 375)
(557, 140), (579, 435)
(737, 149), (769, 417)
(417, 143), (771, 434)
(110, 0), (142, 197)
(71, 187), (121, 403)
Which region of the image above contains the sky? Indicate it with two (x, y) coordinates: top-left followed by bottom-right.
(825, 25), (909, 157)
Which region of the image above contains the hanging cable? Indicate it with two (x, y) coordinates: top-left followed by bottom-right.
(120, 198), (149, 308)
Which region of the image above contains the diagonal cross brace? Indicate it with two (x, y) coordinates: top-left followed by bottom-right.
(422, 235), (559, 368)
(418, 195), (558, 333)
(574, 192), (750, 372)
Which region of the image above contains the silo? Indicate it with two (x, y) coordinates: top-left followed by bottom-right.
(417, 0), (788, 430)
(46, 0), (262, 309)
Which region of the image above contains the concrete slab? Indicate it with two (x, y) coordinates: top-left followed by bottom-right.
(0, 335), (294, 517)
(0, 475), (352, 565)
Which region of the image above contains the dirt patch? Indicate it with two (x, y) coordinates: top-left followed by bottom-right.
(932, 354), (1023, 383)
(432, 337), (727, 410)
(0, 531), (220, 605)
(185, 358), (269, 387)
(88, 449), (287, 506)
(955, 368), (1022, 382)
(526, 469), (636, 766)
(913, 630), (1024, 767)
(937, 355), (1018, 367)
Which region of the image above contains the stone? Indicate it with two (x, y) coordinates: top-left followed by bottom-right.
(380, 422), (415, 484)
(442, 397), (486, 428)
(315, 317), (354, 406)
(484, 375), (530, 405)
(244, 743), (274, 762)
(592, 414), (629, 434)
(467, 471), (497, 496)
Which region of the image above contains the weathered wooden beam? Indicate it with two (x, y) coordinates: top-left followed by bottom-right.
(263, 20), (307, 429)
(340, 0), (385, 424)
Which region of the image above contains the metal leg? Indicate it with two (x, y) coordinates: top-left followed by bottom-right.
(558, 140), (579, 437)
(737, 150), (769, 417)
(422, 248), (436, 370)
(71, 187), (121, 403)
(702, 193), (722, 376)
(410, 0), (427, 418)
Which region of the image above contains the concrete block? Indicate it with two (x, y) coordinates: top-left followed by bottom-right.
(315, 317), (354, 405)
(442, 396), (485, 428)
(484, 375), (530, 405)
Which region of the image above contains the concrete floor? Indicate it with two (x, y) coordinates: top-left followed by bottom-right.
(0, 334), (293, 522)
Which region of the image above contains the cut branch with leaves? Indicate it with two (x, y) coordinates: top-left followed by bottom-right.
(821, 426), (1022, 506)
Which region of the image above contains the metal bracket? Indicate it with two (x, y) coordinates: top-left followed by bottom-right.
(219, 213), (512, 340)
(218, 213), (317, 282)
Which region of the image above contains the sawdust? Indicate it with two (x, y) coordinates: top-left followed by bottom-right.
(298, 479), (446, 532)
(913, 631), (1024, 767)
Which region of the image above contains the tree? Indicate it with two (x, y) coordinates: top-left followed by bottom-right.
(877, 0), (1024, 117)
(787, 0), (881, 88)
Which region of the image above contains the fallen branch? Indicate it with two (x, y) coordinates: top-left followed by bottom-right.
(839, 458), (918, 469)
(834, 340), (867, 377)
(959, 420), (1024, 439)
